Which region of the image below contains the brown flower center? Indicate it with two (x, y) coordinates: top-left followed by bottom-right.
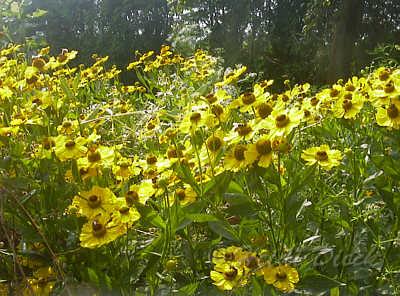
(119, 162), (130, 169)
(92, 220), (106, 237)
(32, 98), (42, 105)
(343, 93), (352, 101)
(88, 195), (101, 208)
(211, 104), (224, 117)
(345, 84), (356, 92)
(330, 88), (339, 97)
(190, 112), (201, 123)
(223, 267), (238, 280)
(276, 270), (287, 281)
(176, 188), (186, 200)
(384, 81), (395, 94)
(26, 75), (38, 84)
(233, 145), (246, 161)
(256, 139), (272, 155)
(147, 122), (155, 130)
(206, 93), (217, 104)
(206, 136), (223, 152)
(32, 57), (46, 69)
(119, 206), (130, 214)
(281, 94), (289, 102)
(62, 121), (72, 128)
(235, 124), (252, 137)
(88, 151), (101, 163)
(43, 138), (55, 150)
(387, 104), (399, 119)
(79, 167), (89, 176)
(275, 114), (289, 128)
(260, 80), (270, 88)
(125, 190), (139, 206)
(65, 140), (76, 149)
(57, 51), (68, 62)
(146, 155), (157, 165)
(224, 252), (235, 261)
(310, 97), (319, 106)
(379, 69), (390, 81)
(245, 256), (258, 269)
(342, 99), (353, 112)
(242, 92), (256, 105)
(316, 151), (328, 161)
(257, 102), (273, 119)
(167, 147), (182, 159)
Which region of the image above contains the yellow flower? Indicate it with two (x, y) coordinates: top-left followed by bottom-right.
(23, 267), (56, 296)
(27, 91), (53, 109)
(300, 99), (321, 124)
(113, 198), (141, 227)
(376, 103), (400, 129)
(179, 107), (207, 134)
(77, 163), (99, 181)
(245, 137), (273, 168)
(32, 137), (55, 159)
(0, 126), (19, 137)
(224, 144), (257, 172)
(204, 103), (230, 127)
(57, 120), (79, 135)
(262, 264), (299, 293)
(225, 121), (257, 144)
(316, 84), (343, 106)
(332, 91), (364, 119)
(301, 144), (343, 170)
(240, 252), (260, 273)
(0, 283), (8, 296)
(46, 49), (78, 70)
(215, 66), (247, 87)
(124, 180), (156, 206)
(54, 135), (87, 161)
(255, 101), (274, 120)
(80, 214), (126, 249)
(78, 144), (115, 169)
(71, 186), (117, 218)
(173, 185), (197, 206)
(212, 246), (244, 266)
(112, 157), (141, 180)
(201, 89), (231, 105)
(200, 131), (225, 164)
(139, 153), (171, 177)
(210, 262), (248, 290)
(261, 107), (302, 138)
(230, 90), (264, 113)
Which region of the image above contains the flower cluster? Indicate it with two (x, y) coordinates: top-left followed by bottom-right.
(210, 246), (299, 293)
(1, 40), (399, 294)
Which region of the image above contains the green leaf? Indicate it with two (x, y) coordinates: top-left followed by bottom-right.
(177, 282), (199, 296)
(136, 205), (166, 230)
(60, 78), (74, 100)
(299, 273), (346, 293)
(208, 221), (240, 242)
(31, 9), (47, 18)
(330, 287), (340, 296)
(251, 277), (263, 296)
(87, 267), (99, 286)
(185, 213), (218, 223)
(227, 180), (244, 193)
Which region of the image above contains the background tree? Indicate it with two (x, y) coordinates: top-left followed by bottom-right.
(4, 0), (398, 84)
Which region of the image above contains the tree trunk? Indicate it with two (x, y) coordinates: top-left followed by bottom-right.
(328, 0), (362, 83)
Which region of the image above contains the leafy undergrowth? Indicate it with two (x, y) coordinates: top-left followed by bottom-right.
(1, 43), (400, 295)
